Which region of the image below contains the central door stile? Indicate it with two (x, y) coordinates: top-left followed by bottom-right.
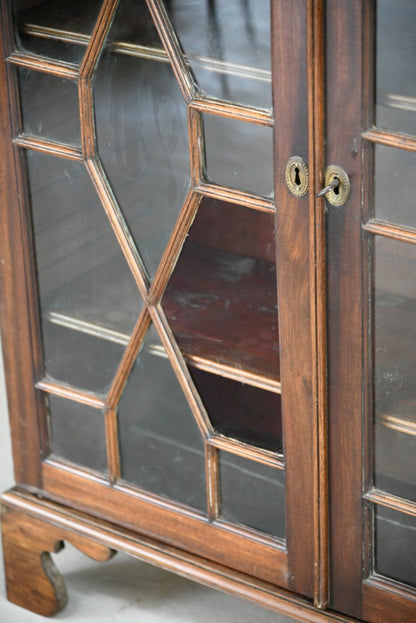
(273, 0), (328, 603)
(307, 0), (329, 610)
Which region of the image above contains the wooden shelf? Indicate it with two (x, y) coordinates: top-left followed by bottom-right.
(163, 242), (280, 391)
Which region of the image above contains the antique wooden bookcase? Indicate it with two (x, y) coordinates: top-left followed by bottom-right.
(0, 1), (415, 621)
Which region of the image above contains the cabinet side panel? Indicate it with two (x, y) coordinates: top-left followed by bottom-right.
(0, 2), (45, 488)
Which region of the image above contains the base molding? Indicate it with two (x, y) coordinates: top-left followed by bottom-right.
(1, 488), (356, 621)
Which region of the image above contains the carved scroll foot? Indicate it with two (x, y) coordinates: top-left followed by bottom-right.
(1, 495), (115, 617)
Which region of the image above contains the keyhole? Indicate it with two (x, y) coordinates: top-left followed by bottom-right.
(294, 166), (301, 186)
(333, 176), (340, 195)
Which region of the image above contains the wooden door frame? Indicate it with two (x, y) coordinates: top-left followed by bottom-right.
(327, 1), (416, 621)
(273, 0), (328, 607)
(0, 0), (328, 605)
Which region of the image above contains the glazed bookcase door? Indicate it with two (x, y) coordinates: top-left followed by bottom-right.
(327, 1), (416, 621)
(0, 0), (325, 603)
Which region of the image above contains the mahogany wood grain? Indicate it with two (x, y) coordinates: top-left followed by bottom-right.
(0, 0), (46, 487)
(363, 219), (416, 245)
(272, 0), (315, 600)
(196, 181), (275, 214)
(326, 0), (367, 617)
(41, 461), (288, 587)
(307, 0), (328, 607)
(1, 496), (114, 616)
(190, 98), (273, 126)
(364, 490), (416, 519)
(363, 128), (416, 153)
(13, 134), (83, 159)
(7, 50), (78, 78)
(36, 379), (105, 410)
(146, 0), (194, 103)
(163, 242), (279, 384)
(85, 158), (149, 297)
(362, 577), (416, 623)
(1, 488), (359, 623)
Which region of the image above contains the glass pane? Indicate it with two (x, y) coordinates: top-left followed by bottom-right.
(203, 114), (274, 197)
(118, 324), (206, 512)
(94, 0), (190, 280)
(163, 198), (279, 383)
(19, 69), (80, 145)
(165, 0), (272, 109)
(374, 236), (416, 501)
(376, 0), (416, 135)
(374, 145), (416, 229)
(27, 151), (142, 394)
(14, 0), (103, 64)
(48, 394), (107, 474)
(219, 451), (285, 538)
(189, 368), (282, 453)
(376, 506), (416, 588)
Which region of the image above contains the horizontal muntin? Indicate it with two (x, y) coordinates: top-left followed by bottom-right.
(46, 311), (280, 392)
(21, 23), (271, 84)
(364, 488), (416, 519)
(376, 412), (416, 437)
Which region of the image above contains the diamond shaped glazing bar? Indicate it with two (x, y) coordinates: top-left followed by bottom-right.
(149, 306), (212, 439)
(146, 0), (196, 102)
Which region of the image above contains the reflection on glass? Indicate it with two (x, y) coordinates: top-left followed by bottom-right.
(374, 236), (416, 501)
(219, 451), (285, 538)
(94, 0), (190, 280)
(165, 0), (272, 109)
(190, 368), (282, 453)
(19, 69), (80, 145)
(374, 145), (416, 229)
(376, 0), (416, 135)
(203, 114), (274, 197)
(14, 0), (103, 64)
(163, 198), (279, 382)
(48, 394), (107, 474)
(118, 324), (206, 512)
(376, 506), (416, 588)
(27, 151), (142, 394)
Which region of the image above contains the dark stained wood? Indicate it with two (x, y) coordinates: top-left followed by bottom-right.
(163, 242), (279, 385)
(196, 181), (275, 214)
(364, 490), (416, 519)
(206, 443), (219, 522)
(0, 0), (46, 488)
(149, 190), (201, 304)
(364, 219), (416, 245)
(272, 0), (315, 600)
(326, 0), (367, 617)
(7, 50), (79, 78)
(188, 107), (203, 186)
(14, 134), (83, 159)
(363, 577), (416, 623)
(363, 128), (416, 153)
(190, 98), (273, 126)
(42, 462), (288, 587)
(79, 0), (119, 79)
(36, 379), (105, 410)
(146, 0), (195, 103)
(307, 0), (328, 607)
(2, 488), (359, 623)
(149, 305), (212, 439)
(1, 496), (114, 616)
(106, 309), (151, 410)
(208, 435), (284, 470)
(85, 158), (149, 297)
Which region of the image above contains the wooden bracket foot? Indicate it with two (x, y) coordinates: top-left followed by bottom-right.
(1, 493), (115, 617)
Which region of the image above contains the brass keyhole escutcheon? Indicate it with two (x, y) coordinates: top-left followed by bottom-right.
(322, 165), (351, 207)
(285, 156), (309, 198)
